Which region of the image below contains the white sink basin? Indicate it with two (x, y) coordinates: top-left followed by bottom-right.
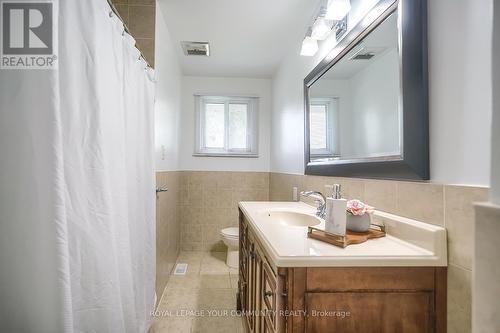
(260, 210), (321, 227)
(240, 201), (447, 267)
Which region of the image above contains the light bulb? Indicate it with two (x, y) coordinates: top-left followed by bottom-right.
(325, 0), (351, 21)
(300, 36), (319, 56)
(311, 17), (331, 40)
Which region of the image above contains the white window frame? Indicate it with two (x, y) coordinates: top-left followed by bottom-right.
(310, 97), (340, 158)
(194, 95), (259, 157)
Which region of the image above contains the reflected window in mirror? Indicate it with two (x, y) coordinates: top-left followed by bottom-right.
(310, 97), (339, 160)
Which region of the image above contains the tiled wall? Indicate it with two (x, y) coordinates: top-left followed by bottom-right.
(269, 172), (488, 333)
(111, 0), (156, 66)
(473, 203), (500, 332)
(177, 171), (269, 252)
(155, 171), (180, 300)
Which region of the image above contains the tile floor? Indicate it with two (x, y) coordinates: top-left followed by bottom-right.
(150, 251), (243, 333)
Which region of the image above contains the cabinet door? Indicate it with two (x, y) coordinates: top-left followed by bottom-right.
(305, 292), (433, 333)
(261, 261), (277, 331)
(238, 215), (248, 313)
(246, 240), (257, 332)
(262, 313), (276, 333)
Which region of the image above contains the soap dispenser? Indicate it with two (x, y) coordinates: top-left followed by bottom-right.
(325, 184), (347, 236)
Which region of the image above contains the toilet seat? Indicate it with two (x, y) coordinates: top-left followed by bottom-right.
(220, 227), (239, 239)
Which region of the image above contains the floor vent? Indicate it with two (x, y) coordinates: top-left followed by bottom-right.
(173, 263), (188, 275)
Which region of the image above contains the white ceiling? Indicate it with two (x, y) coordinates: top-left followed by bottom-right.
(158, 0), (321, 78)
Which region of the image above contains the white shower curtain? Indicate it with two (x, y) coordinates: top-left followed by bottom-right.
(0, 0), (156, 332)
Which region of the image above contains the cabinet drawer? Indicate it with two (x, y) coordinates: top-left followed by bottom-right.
(307, 267), (435, 291)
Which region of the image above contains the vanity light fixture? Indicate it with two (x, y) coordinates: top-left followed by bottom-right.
(311, 17), (332, 40)
(300, 31), (319, 57)
(325, 0), (351, 21)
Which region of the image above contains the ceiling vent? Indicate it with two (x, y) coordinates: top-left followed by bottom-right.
(181, 41), (210, 56)
(349, 46), (386, 61)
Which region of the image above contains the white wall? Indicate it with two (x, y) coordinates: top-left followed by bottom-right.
(428, 0), (492, 186)
(154, 1), (182, 171)
(179, 76), (271, 171)
(347, 49), (400, 158)
(271, 0), (493, 187)
(492, 0), (500, 204)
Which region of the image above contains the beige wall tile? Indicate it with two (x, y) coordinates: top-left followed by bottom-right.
(216, 188), (233, 208)
(177, 171), (269, 252)
(129, 5), (155, 39)
(445, 185), (489, 269)
(155, 171), (180, 301)
(188, 183), (203, 207)
(188, 171), (205, 186)
(181, 224), (202, 244)
(114, 4), (129, 26)
(473, 203), (500, 332)
(129, 0), (155, 5)
(270, 173), (303, 201)
(203, 207), (233, 225)
(364, 179), (398, 212)
(112, 1), (155, 68)
(201, 225), (225, 251)
(203, 187), (218, 208)
(396, 182), (444, 225)
(448, 264), (472, 333)
(135, 38), (155, 67)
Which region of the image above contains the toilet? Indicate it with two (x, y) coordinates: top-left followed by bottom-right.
(220, 227), (239, 268)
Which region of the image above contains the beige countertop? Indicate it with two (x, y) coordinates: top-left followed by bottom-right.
(238, 201), (448, 267)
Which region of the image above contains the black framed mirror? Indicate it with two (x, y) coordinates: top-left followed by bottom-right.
(304, 0), (428, 180)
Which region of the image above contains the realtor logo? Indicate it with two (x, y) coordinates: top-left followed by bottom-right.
(1, 0), (58, 69)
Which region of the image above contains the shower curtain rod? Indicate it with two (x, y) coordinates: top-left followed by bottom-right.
(106, 0), (152, 69)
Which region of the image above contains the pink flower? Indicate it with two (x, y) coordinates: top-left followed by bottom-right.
(346, 199), (374, 216)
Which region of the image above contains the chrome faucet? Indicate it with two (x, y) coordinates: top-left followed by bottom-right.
(300, 191), (327, 219)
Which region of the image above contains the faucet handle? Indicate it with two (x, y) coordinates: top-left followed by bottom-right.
(324, 184), (342, 199)
(299, 191), (326, 204)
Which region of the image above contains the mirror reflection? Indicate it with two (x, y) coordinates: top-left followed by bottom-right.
(308, 12), (401, 162)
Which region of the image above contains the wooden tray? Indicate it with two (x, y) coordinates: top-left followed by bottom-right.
(307, 224), (386, 248)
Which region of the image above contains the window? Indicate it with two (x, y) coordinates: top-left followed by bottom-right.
(310, 97), (339, 158)
(195, 95), (259, 156)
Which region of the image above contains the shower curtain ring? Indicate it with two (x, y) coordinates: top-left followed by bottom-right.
(109, 11), (113, 17)
(122, 30), (125, 36)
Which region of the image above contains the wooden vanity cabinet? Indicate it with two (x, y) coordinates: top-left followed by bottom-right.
(238, 210), (447, 333)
